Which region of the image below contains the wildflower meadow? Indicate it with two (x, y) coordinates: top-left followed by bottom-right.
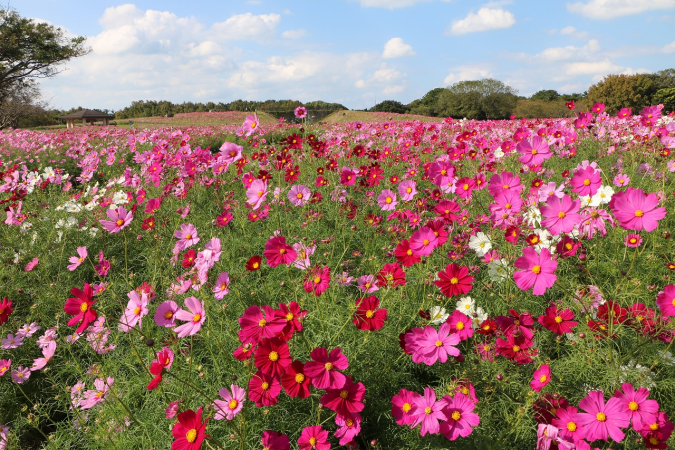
(1, 104), (675, 450)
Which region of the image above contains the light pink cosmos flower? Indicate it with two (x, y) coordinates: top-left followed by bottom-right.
(213, 272), (230, 300)
(213, 385), (246, 420)
(11, 366), (30, 384)
(410, 387), (447, 436)
(292, 242), (316, 270)
(174, 297), (206, 338)
(577, 390), (630, 442)
(1, 334), (23, 350)
(241, 113), (260, 138)
(398, 180), (417, 201)
(357, 275), (379, 294)
(30, 344), (56, 372)
(80, 377), (114, 410)
(246, 179), (268, 210)
(540, 195), (581, 235)
(412, 323), (460, 366)
(536, 424), (558, 450)
(608, 187), (666, 232)
(220, 142), (243, 164)
(613, 174), (630, 187)
(17, 323), (40, 338)
(377, 189), (398, 211)
(118, 290), (150, 332)
(294, 106), (308, 118)
(155, 300), (179, 327)
(336, 271), (355, 286)
(513, 248), (558, 296)
(517, 136), (552, 167)
(173, 223), (200, 252)
(288, 184), (311, 207)
(165, 400), (182, 419)
(67, 246), (88, 271)
(24, 257), (38, 272)
(100, 207), (133, 233)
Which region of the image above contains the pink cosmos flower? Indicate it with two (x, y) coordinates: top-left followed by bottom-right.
(334, 413), (362, 446)
(321, 377), (366, 417)
(165, 400), (181, 419)
(213, 272), (230, 300)
(100, 207), (133, 233)
(577, 390), (630, 442)
(391, 388), (422, 426)
(411, 323), (460, 366)
(517, 137), (553, 167)
(118, 290), (149, 332)
(155, 300), (178, 327)
(288, 184), (311, 207)
(298, 425), (330, 450)
(439, 392), (480, 440)
(247, 179), (269, 210)
(377, 189), (398, 211)
(0, 359), (10, 377)
(540, 195), (581, 235)
(613, 174), (630, 187)
(303, 265), (330, 297)
(31, 345), (56, 371)
(173, 223), (200, 251)
(488, 171), (524, 197)
(530, 364), (551, 392)
(2, 333), (23, 349)
(213, 385), (246, 421)
(260, 431), (290, 450)
(612, 383), (659, 431)
(294, 106), (308, 118)
(513, 247), (558, 295)
(356, 275), (379, 294)
(409, 226), (438, 257)
(571, 166), (602, 197)
(304, 347), (349, 390)
(552, 406), (586, 442)
(536, 424), (558, 450)
(67, 247), (88, 271)
(241, 113), (260, 138)
(238, 305), (286, 344)
(264, 236), (297, 268)
(398, 180), (417, 201)
(11, 366), (30, 384)
(80, 377), (114, 410)
(410, 387), (447, 436)
(656, 285), (675, 316)
(173, 297), (206, 338)
(220, 142), (243, 164)
(609, 187), (666, 232)
(445, 310), (473, 341)
(24, 257), (38, 272)
(624, 233), (642, 247)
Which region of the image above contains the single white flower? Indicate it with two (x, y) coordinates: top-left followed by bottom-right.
(429, 306), (449, 325)
(455, 296), (475, 315)
(468, 232), (492, 257)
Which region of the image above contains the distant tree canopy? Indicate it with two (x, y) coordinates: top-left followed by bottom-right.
(530, 89), (560, 102)
(114, 99), (347, 119)
(586, 70), (675, 114)
(435, 79), (519, 120)
(370, 100), (407, 114)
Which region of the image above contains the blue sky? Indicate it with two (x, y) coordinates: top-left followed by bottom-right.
(15, 0), (675, 111)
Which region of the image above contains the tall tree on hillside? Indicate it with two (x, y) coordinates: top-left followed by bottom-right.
(530, 90), (560, 102)
(587, 73), (657, 114)
(437, 79), (518, 120)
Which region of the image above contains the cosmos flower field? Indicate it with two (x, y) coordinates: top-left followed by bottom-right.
(0, 104), (675, 449)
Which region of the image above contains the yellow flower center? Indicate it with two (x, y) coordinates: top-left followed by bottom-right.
(435, 340), (443, 347)
(406, 188), (412, 193)
(366, 310), (374, 318)
(285, 313), (294, 321)
(133, 307), (141, 315)
(296, 193), (303, 199)
(451, 411), (461, 421)
(450, 277), (459, 284)
(259, 319), (267, 327)
(164, 311), (173, 319)
(557, 212), (566, 219)
(424, 407), (432, 415)
(463, 183), (469, 191)
(261, 382), (270, 390)
(402, 402), (412, 412)
(456, 321), (465, 330)
(186, 429), (198, 442)
(650, 423), (659, 431)
(386, 197), (392, 204)
(423, 239), (430, 245)
(269, 351), (279, 362)
(629, 401), (639, 411)
(596, 412), (606, 422)
(80, 303), (88, 312)
(583, 179), (590, 186)
(567, 422), (577, 432)
(229, 399), (238, 410)
(313, 276), (321, 284)
(309, 437), (317, 446)
(185, 234), (192, 239)
(512, 345), (520, 352)
(554, 316), (563, 323)
(192, 314), (201, 323)
(257, 190), (264, 197)
(116, 219), (124, 226)
(295, 373), (305, 383)
(539, 375), (547, 383)
(635, 210), (643, 217)
(340, 390), (349, 399)
(324, 362), (333, 371)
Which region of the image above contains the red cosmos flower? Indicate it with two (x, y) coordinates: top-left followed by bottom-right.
(476, 318), (497, 335)
(534, 393), (569, 424)
(0, 297), (13, 326)
(284, 165), (300, 183)
(376, 263), (406, 288)
(556, 236), (580, 258)
(171, 407), (209, 450)
(263, 236), (297, 268)
(248, 371), (282, 407)
(147, 347), (174, 390)
(64, 283), (98, 333)
(246, 256), (262, 272)
(538, 305), (578, 336)
(353, 296), (387, 331)
(394, 239), (421, 267)
(304, 347), (349, 390)
(495, 309), (536, 340)
(496, 334), (534, 363)
(598, 300), (627, 325)
(276, 301), (307, 340)
(303, 266), (331, 297)
(435, 264), (474, 297)
(434, 200), (460, 222)
(181, 249), (196, 268)
(281, 360), (312, 398)
(321, 376), (366, 417)
(215, 210), (233, 227)
(141, 216), (156, 231)
(238, 305), (286, 344)
(254, 338), (292, 378)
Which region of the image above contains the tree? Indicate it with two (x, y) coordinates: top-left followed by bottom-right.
(437, 79), (518, 120)
(0, 80), (46, 128)
(0, 8), (89, 94)
(652, 87), (675, 114)
(370, 100), (406, 114)
(530, 89), (560, 102)
(587, 74), (656, 114)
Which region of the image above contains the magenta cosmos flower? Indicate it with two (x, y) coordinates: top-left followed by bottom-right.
(517, 136), (553, 167)
(298, 425), (330, 450)
(288, 184), (311, 207)
(540, 194), (581, 235)
(410, 387), (447, 436)
(391, 388), (422, 426)
(612, 383), (659, 431)
(263, 236), (297, 268)
(409, 226), (438, 257)
(513, 248), (558, 296)
(321, 376), (366, 417)
(571, 166), (602, 197)
(213, 384), (246, 421)
(412, 323), (460, 366)
(530, 364), (551, 392)
(377, 189), (398, 211)
(100, 207), (133, 233)
(656, 285), (675, 316)
(439, 392), (480, 440)
(155, 300), (178, 327)
(213, 272), (230, 300)
(608, 187), (666, 232)
(294, 106), (308, 119)
(577, 390), (630, 442)
(173, 297), (206, 338)
(260, 431), (290, 450)
(304, 347), (348, 390)
(67, 246), (88, 271)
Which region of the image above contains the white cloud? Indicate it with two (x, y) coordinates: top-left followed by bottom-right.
(560, 25), (576, 35)
(212, 13), (280, 40)
(281, 29), (307, 39)
(620, 67), (652, 75)
(443, 65), (492, 85)
(664, 41), (675, 53)
(565, 59), (621, 75)
(567, 0), (675, 19)
(382, 37), (416, 59)
(383, 85), (405, 94)
(447, 7), (516, 35)
(535, 39), (600, 62)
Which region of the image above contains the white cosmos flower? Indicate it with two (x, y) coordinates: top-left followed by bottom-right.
(455, 296), (475, 315)
(487, 259), (510, 283)
(429, 306), (449, 325)
(523, 206), (541, 228)
(592, 185), (614, 205)
(471, 307), (488, 329)
(468, 232), (492, 257)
